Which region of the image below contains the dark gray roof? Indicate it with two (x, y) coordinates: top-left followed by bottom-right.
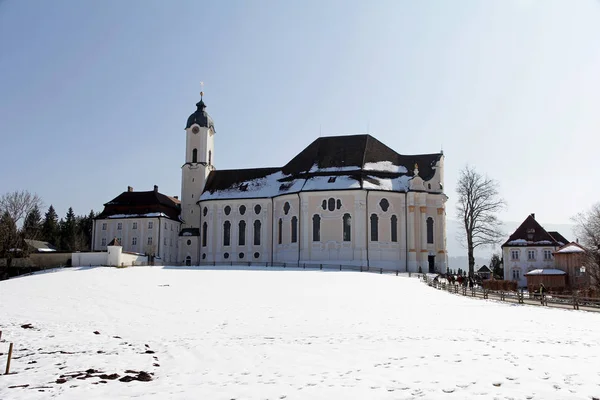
(186, 98), (215, 131)
(502, 214), (568, 247)
(96, 189), (181, 221)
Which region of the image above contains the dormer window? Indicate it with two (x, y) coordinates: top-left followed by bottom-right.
(328, 176), (337, 183)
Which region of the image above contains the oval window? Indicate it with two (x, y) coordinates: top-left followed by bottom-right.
(328, 198), (335, 212)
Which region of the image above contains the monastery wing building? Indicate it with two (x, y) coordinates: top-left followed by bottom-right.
(95, 94), (448, 273)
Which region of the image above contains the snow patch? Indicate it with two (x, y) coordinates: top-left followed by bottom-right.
(364, 161), (408, 173)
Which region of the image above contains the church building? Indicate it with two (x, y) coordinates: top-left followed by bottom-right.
(95, 94), (448, 273)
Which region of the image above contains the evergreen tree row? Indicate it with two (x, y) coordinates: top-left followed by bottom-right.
(24, 205), (96, 252)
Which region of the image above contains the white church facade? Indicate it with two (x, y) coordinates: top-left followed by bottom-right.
(95, 94), (448, 273)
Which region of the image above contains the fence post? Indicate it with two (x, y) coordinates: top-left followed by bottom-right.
(5, 342), (13, 375)
(340, 265), (342, 271)
(320, 264), (322, 270)
(396, 270), (398, 276)
(303, 263), (306, 269)
(360, 266), (362, 272)
(380, 268), (383, 274)
(573, 293), (579, 310)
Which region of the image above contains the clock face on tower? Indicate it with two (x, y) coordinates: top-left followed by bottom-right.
(192, 126), (199, 134)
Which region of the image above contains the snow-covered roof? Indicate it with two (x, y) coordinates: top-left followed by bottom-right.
(104, 212), (170, 219)
(556, 243), (585, 254)
(525, 269), (566, 276)
(502, 214), (568, 248)
(506, 239), (554, 246)
(200, 134), (443, 201)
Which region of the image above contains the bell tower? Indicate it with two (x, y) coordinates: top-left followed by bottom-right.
(179, 90), (215, 264)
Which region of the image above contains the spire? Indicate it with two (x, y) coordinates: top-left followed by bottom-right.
(196, 82), (206, 111)
(186, 83), (214, 130)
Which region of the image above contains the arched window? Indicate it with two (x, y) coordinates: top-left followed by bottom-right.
(370, 214), (379, 241)
(208, 150), (212, 165)
(278, 218), (283, 244)
(185, 256), (191, 266)
(192, 148), (198, 163)
(427, 217), (434, 244)
(202, 222), (207, 247)
(253, 220), (261, 246)
(391, 215), (398, 242)
(343, 213), (351, 241)
(312, 214), (321, 241)
(223, 221), (231, 246)
(238, 220), (246, 246)
(291, 216), (298, 243)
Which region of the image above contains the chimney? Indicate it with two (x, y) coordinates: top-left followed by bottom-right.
(127, 186), (133, 192)
(174, 196), (179, 199)
(577, 238), (579, 243)
(530, 213), (535, 220)
(154, 185), (158, 193)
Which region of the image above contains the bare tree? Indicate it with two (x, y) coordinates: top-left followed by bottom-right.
(0, 190), (43, 228)
(572, 203), (600, 290)
(456, 165), (506, 277)
(0, 191), (43, 280)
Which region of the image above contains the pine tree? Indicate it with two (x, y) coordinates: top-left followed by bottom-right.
(23, 205), (42, 239)
(42, 205), (59, 247)
(60, 207), (77, 251)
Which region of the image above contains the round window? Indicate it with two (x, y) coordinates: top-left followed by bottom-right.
(254, 204), (261, 214)
(239, 205), (246, 215)
(283, 202), (290, 215)
(224, 205), (231, 215)
(254, 252), (260, 259)
(192, 126), (199, 134)
(187, 239), (191, 246)
(202, 253), (206, 260)
(224, 252), (229, 259)
(203, 207), (208, 216)
(239, 252), (245, 259)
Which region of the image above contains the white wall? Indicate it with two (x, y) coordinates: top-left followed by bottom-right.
(93, 217), (181, 264)
(71, 252), (107, 267)
(196, 188), (447, 273)
(502, 245), (558, 287)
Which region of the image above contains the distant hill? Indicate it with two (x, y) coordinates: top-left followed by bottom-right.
(446, 218), (575, 271)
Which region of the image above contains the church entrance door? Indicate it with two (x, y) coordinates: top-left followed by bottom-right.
(428, 255), (435, 273)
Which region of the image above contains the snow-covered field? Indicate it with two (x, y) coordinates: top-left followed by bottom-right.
(1, 266), (599, 400)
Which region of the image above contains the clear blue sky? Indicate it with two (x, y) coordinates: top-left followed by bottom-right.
(1, 0), (600, 227)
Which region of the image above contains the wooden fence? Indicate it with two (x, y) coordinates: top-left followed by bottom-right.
(423, 275), (600, 312)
